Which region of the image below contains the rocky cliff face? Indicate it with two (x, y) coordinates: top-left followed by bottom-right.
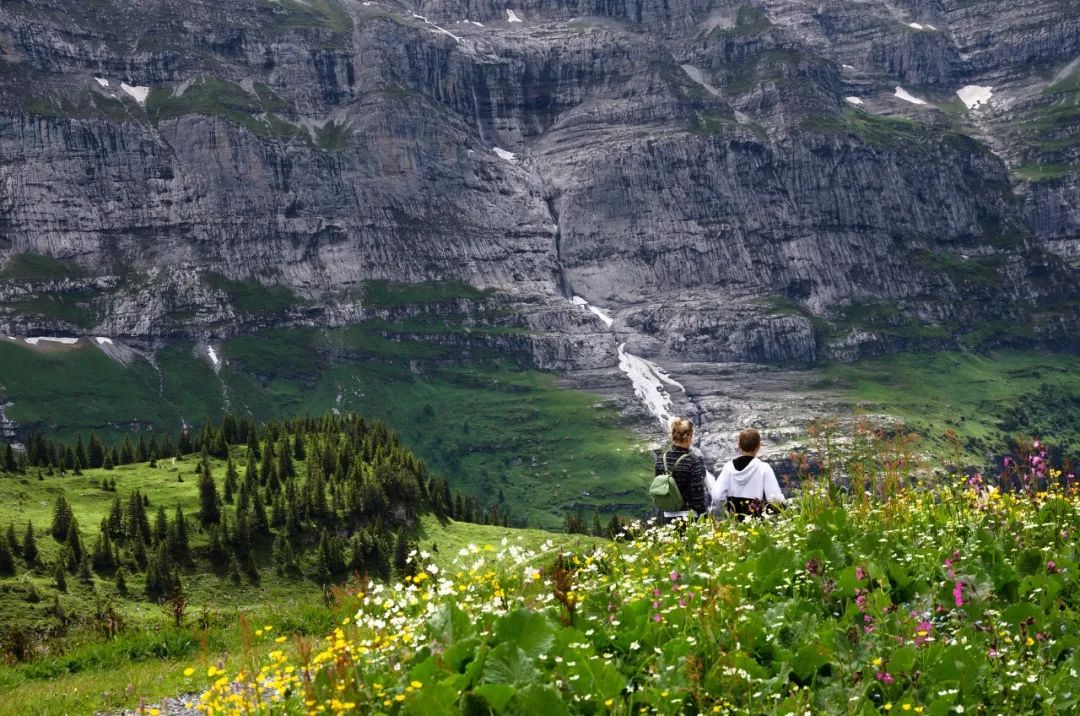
(0, 0), (1077, 373)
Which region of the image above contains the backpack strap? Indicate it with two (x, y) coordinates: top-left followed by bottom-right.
(665, 452), (690, 472)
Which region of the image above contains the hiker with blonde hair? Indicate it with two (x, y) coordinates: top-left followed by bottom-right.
(651, 417), (707, 522)
(710, 428), (786, 520)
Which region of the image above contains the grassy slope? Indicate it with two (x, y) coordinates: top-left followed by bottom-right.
(817, 350), (1080, 456)
(0, 326), (648, 529)
(0, 453), (596, 716)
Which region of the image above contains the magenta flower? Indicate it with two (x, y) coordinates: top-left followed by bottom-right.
(875, 671), (894, 685)
(914, 620), (933, 646)
(855, 566), (866, 581)
(652, 613), (662, 623)
(669, 570), (680, 582)
(1047, 560), (1059, 574)
(952, 581), (965, 607)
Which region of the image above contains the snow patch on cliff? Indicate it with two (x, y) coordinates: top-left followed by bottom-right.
(206, 345), (220, 368)
(956, 85), (993, 110)
(493, 147), (517, 162)
(845, 97), (864, 105)
(120, 83), (149, 105)
(94, 337), (113, 345)
(506, 9), (522, 22)
(25, 337), (79, 345)
(411, 13), (463, 42)
(894, 86), (927, 105)
(680, 65), (722, 97)
(94, 77), (109, 88)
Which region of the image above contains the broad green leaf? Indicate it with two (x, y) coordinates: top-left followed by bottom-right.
(444, 637), (483, 673)
(474, 683), (517, 714)
(509, 684), (571, 716)
(889, 645), (917, 674)
(404, 681), (458, 715)
(495, 609), (557, 659)
(483, 642), (539, 686)
(428, 602), (476, 644)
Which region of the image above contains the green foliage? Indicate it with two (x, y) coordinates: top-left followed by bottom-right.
(206, 456), (1080, 714)
(1013, 163), (1079, 182)
(5, 290), (101, 328)
(709, 4), (773, 37)
(804, 107), (936, 149)
(0, 254), (82, 282)
(261, 0), (352, 33)
(820, 351), (1080, 456)
(146, 77), (299, 140)
(203, 272), (301, 315)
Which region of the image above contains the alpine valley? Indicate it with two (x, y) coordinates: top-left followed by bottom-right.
(2, 0), (1080, 527)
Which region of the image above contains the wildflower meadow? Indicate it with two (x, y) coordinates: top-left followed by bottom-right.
(193, 435), (1080, 715)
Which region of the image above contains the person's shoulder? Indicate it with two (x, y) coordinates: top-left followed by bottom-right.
(756, 458), (777, 474)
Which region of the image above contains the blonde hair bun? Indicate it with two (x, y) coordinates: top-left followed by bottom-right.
(670, 417), (693, 443)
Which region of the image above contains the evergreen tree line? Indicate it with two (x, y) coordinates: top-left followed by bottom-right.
(1, 413), (518, 599)
(1, 414), (260, 475)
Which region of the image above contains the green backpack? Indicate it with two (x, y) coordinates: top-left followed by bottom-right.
(649, 453), (688, 512)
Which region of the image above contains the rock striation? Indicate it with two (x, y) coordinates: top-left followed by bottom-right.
(0, 0), (1077, 372)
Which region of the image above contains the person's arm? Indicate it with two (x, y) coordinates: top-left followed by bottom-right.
(690, 456), (707, 513)
(711, 464), (730, 508)
(762, 463), (785, 506)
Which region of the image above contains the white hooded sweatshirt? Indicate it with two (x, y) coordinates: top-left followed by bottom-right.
(710, 457), (786, 512)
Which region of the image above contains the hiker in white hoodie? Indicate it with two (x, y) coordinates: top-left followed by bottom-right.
(710, 428), (786, 520)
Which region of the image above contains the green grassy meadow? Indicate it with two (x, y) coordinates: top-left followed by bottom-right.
(0, 437), (598, 716)
(816, 350), (1080, 457)
(0, 325), (649, 529)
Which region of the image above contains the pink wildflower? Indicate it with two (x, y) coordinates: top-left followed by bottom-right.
(875, 671), (894, 685)
(952, 581), (965, 607)
(669, 570), (680, 582)
(855, 566), (866, 581)
(652, 613), (662, 623)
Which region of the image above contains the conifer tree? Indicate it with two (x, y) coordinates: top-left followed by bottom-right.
(244, 450), (260, 488)
(314, 529), (344, 584)
(246, 429), (261, 459)
(121, 436), (135, 465)
(75, 434), (88, 470)
(250, 489), (269, 537)
(92, 525), (116, 572)
(0, 536), (15, 575)
(212, 429), (229, 460)
(107, 495), (124, 540)
(232, 508), (251, 557)
(132, 536), (148, 571)
(78, 555), (93, 583)
(125, 490), (151, 544)
(2, 442), (17, 473)
(65, 520), (84, 570)
(172, 506), (190, 563)
(54, 560), (67, 591)
(272, 532), (296, 576)
(50, 495), (74, 540)
(137, 434), (148, 463)
(6, 522), (20, 556)
(115, 567), (128, 595)
(207, 525), (228, 567)
(197, 470), (221, 526)
(23, 521), (38, 566)
(278, 438), (295, 479)
(293, 431), (306, 461)
(87, 432), (105, 469)
(72, 456), (83, 476)
(223, 457), (238, 503)
(153, 505), (168, 545)
(103, 451), (114, 470)
(270, 492), (285, 529)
